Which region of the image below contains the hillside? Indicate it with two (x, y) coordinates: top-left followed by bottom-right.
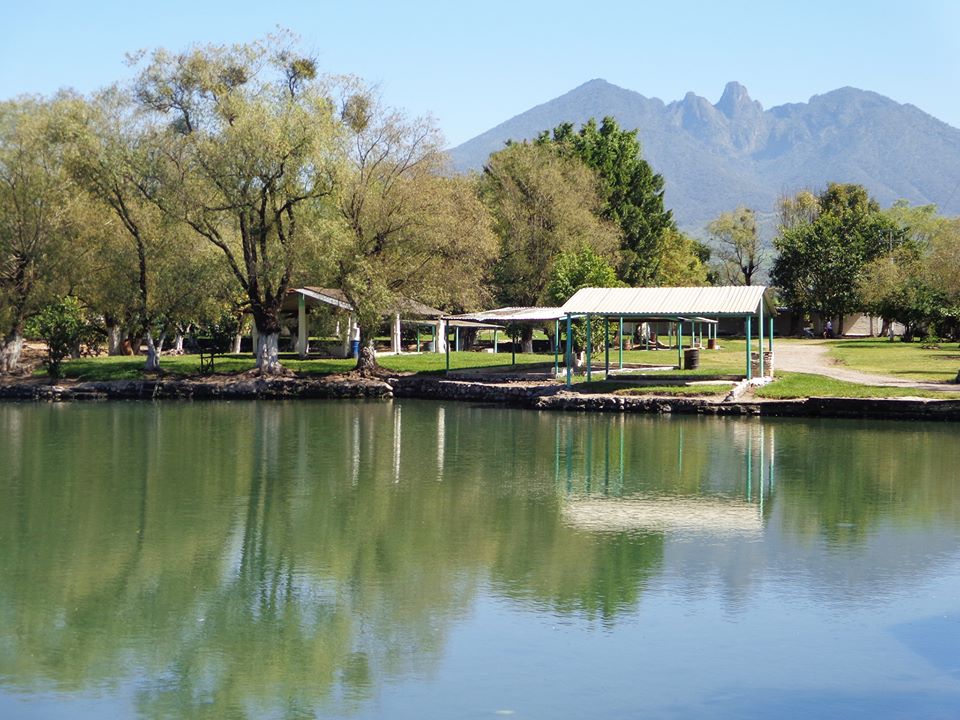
(449, 80), (960, 234)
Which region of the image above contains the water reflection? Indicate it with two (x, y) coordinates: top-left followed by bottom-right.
(1, 402), (959, 719)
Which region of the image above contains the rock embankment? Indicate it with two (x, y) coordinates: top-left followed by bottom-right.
(2, 374), (959, 421)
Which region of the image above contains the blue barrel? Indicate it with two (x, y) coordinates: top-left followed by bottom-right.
(351, 340), (360, 358)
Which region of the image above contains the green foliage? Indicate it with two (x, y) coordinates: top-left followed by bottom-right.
(538, 117), (675, 285)
(33, 296), (97, 378)
(546, 247), (621, 353)
(772, 183), (903, 324)
(707, 206), (762, 285)
(481, 142), (618, 308)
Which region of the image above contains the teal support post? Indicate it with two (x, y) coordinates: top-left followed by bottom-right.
(493, 329), (498, 354)
(554, 319), (559, 378)
(758, 305), (764, 377)
(604, 318), (610, 379)
(677, 322), (683, 369)
(432, 323), (436, 349)
(586, 315), (592, 382)
(768, 316), (774, 352)
(565, 314), (573, 387)
(618, 317), (624, 370)
(416, 326), (420, 353)
(445, 325), (450, 373)
(511, 334), (516, 365)
(745, 315), (753, 379)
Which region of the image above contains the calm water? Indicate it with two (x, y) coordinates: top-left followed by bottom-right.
(1, 400), (959, 719)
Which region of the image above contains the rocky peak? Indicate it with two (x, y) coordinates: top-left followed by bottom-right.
(715, 81), (763, 119)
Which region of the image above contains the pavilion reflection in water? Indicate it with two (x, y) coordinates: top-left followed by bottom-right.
(553, 417), (777, 537)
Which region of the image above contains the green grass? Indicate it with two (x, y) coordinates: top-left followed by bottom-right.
(825, 338), (960, 382)
(755, 372), (960, 400)
(44, 350), (560, 381)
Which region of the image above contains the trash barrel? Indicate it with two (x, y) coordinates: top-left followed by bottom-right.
(707, 338), (718, 350)
(683, 347), (700, 370)
(351, 340), (360, 358)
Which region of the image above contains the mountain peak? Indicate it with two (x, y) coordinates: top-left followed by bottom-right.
(716, 81), (761, 118)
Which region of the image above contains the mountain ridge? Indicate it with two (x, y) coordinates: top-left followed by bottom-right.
(449, 80), (960, 234)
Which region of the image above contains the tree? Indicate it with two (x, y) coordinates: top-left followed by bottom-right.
(331, 92), (497, 372)
(481, 141), (618, 351)
(32, 295), (96, 378)
(546, 247), (622, 355)
(61, 91), (224, 371)
(131, 35), (341, 373)
(0, 98), (79, 373)
(771, 184), (902, 332)
(538, 117), (674, 285)
(706, 206), (762, 285)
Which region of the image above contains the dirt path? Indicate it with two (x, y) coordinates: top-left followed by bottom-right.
(774, 340), (956, 391)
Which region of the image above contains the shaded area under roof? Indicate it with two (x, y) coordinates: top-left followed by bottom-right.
(281, 287), (445, 319)
(560, 286), (774, 318)
(444, 306), (567, 323)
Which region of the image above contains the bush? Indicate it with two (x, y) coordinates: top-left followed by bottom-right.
(34, 297), (97, 378)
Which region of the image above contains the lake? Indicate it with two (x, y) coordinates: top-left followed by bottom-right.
(1, 400), (959, 719)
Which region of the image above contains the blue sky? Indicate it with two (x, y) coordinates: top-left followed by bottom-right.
(4, 0), (958, 146)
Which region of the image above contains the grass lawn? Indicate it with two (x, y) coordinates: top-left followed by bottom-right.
(46, 350), (559, 381)
(755, 372), (960, 400)
(825, 338), (960, 382)
(575, 379), (733, 397)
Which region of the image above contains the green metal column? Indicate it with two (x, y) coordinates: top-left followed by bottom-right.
(493, 329), (498, 354)
(677, 322), (683, 369)
(745, 315), (753, 380)
(586, 315), (592, 382)
(618, 317), (624, 370)
(416, 326), (420, 353)
(565, 314), (573, 387)
(445, 323), (450, 373)
(511, 333), (516, 366)
(758, 304), (764, 377)
(604, 318), (610, 379)
(768, 316), (774, 352)
(554, 319), (559, 377)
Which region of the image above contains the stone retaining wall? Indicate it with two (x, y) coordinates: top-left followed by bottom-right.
(2, 375), (959, 421)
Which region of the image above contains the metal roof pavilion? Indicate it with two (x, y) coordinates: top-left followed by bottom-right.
(558, 285), (775, 386)
(561, 285), (774, 318)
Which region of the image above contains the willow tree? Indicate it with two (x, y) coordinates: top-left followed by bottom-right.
(0, 98), (79, 373)
(332, 93), (497, 372)
(131, 36), (340, 373)
(481, 141), (618, 351)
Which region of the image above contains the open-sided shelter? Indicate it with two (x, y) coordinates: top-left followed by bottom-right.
(559, 286), (776, 386)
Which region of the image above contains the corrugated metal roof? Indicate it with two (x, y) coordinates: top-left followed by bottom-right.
(445, 306), (567, 323)
(560, 286), (773, 317)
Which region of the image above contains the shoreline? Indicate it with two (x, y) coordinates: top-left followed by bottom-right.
(2, 374), (959, 422)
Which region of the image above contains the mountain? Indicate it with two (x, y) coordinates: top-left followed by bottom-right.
(448, 79), (960, 234)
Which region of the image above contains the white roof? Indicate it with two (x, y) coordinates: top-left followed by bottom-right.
(445, 306), (568, 323)
(560, 286), (773, 317)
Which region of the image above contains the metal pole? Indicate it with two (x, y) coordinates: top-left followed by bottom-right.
(746, 315), (753, 380)
(554, 319), (559, 378)
(416, 326), (420, 353)
(565, 314), (573, 388)
(768, 316), (774, 352)
(618, 316), (623, 370)
(455, 327), (460, 352)
(604, 317), (610, 379)
(445, 323), (450, 373)
(758, 304), (765, 377)
(586, 314), (592, 382)
(493, 329), (498, 354)
(677, 322), (683, 369)
(511, 333), (516, 365)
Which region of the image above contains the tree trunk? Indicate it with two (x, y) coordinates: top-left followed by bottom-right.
(521, 325), (534, 354)
(173, 332), (184, 353)
(144, 332), (164, 372)
(255, 332), (282, 373)
(355, 344), (379, 374)
(0, 332), (24, 374)
(107, 323), (122, 355)
(232, 333), (243, 355)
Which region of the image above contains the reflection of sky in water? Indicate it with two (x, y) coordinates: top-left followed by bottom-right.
(2, 402), (960, 719)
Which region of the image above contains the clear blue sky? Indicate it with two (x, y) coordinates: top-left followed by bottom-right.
(4, 0), (958, 146)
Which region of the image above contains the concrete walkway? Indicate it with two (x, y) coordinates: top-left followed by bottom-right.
(773, 340), (957, 391)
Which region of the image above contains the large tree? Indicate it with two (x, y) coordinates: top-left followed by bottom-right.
(0, 98), (78, 373)
(706, 206), (763, 285)
(538, 117), (674, 285)
(480, 141), (618, 351)
(331, 92), (496, 372)
(771, 183), (902, 332)
(131, 35), (341, 373)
